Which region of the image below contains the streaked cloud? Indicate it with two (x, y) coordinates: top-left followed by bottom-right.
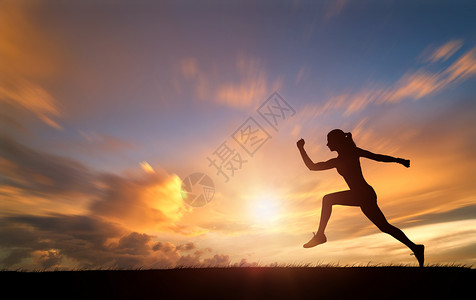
(140, 161), (156, 174)
(214, 55), (282, 108)
(78, 130), (136, 155)
(178, 54), (281, 109)
(0, 79), (62, 129)
(0, 0), (64, 129)
(424, 39), (463, 63)
(0, 135), (96, 199)
(295, 67), (310, 85)
(314, 41), (476, 116)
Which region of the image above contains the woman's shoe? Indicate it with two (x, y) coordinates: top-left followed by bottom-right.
(303, 232), (327, 248)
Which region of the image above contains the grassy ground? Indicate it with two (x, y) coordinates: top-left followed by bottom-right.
(1, 266), (474, 299)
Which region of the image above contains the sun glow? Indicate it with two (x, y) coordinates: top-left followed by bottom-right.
(251, 193), (281, 225)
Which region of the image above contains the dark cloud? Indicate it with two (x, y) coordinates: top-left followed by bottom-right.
(176, 242), (196, 251)
(1, 248), (31, 268)
(0, 135), (97, 197)
(116, 232), (151, 255)
(0, 114), (32, 135)
(152, 241), (176, 253)
(0, 214), (235, 270)
(203, 254), (230, 267)
(402, 205), (476, 229)
(0, 135), (235, 270)
(0, 135), (184, 233)
(232, 258), (259, 267)
(0, 214), (125, 268)
(34, 250), (63, 269)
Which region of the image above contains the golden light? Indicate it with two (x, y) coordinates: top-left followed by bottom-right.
(250, 192), (282, 225)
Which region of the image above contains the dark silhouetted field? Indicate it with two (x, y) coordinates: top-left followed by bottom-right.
(2, 266), (474, 299)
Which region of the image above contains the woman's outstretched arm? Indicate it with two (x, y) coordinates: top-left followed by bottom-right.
(358, 147), (410, 167)
(297, 139), (336, 171)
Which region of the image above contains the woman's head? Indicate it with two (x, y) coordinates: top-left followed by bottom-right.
(327, 129), (356, 152)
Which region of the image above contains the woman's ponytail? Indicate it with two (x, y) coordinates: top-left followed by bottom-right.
(345, 132), (357, 148)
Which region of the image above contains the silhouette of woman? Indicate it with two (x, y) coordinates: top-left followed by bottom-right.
(297, 129), (424, 267)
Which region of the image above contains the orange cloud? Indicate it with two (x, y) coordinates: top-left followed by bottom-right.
(0, 78), (62, 129)
(0, 0), (64, 129)
(140, 161), (156, 174)
(215, 55), (282, 108)
(315, 42), (476, 116)
(177, 54), (281, 109)
(424, 39), (463, 63)
(383, 47), (476, 104)
(90, 173), (192, 233)
(445, 48), (476, 82)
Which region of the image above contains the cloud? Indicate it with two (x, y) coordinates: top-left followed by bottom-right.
(0, 78), (62, 129)
(313, 41), (476, 116)
(0, 0), (62, 78)
(33, 249), (63, 269)
(424, 40), (463, 63)
(0, 214), (123, 269)
(78, 130), (136, 154)
(295, 67), (310, 85)
(176, 242), (196, 251)
(0, 113), (32, 135)
(90, 172), (191, 232)
(215, 55), (282, 108)
(0, 134), (96, 197)
(140, 161), (156, 174)
(152, 241), (177, 252)
(177, 55), (282, 109)
(0, 136), (245, 268)
(0, 134), (191, 231)
(174, 247), (229, 267)
(0, 212), (238, 270)
(176, 57), (210, 100)
(202, 254), (231, 267)
(115, 232), (152, 255)
(0, 0), (64, 129)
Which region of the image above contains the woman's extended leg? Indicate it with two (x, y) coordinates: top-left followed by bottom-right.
(304, 190), (360, 248)
(360, 202), (425, 266)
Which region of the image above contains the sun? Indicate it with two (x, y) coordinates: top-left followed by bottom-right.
(251, 193), (281, 224)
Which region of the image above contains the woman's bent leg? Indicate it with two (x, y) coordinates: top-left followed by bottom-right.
(317, 190), (360, 235)
(304, 190), (361, 248)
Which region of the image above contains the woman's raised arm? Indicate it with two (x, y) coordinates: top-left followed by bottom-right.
(297, 138), (337, 171)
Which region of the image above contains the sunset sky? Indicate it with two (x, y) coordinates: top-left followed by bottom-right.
(1, 0), (475, 269)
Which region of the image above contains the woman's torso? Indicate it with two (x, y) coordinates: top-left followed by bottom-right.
(335, 152), (371, 191)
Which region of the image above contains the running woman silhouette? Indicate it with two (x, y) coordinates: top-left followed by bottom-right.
(297, 129), (424, 267)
